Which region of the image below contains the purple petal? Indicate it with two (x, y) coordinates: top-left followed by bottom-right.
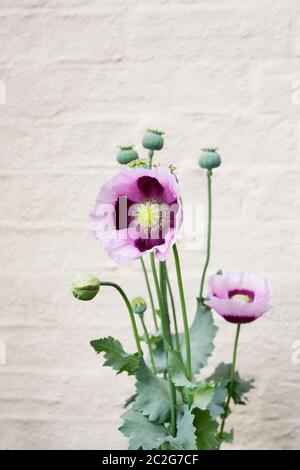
(90, 167), (182, 264)
(222, 315), (257, 324)
(135, 237), (165, 252)
(206, 295), (271, 324)
(137, 176), (164, 201)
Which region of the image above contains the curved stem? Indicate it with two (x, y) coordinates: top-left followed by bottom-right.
(218, 324), (241, 447)
(159, 261), (176, 437)
(140, 258), (158, 331)
(172, 244), (192, 381)
(99, 281), (143, 356)
(199, 170), (212, 301)
(166, 269), (180, 351)
(140, 315), (157, 374)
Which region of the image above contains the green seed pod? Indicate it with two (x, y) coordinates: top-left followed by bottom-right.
(142, 129), (164, 151)
(198, 148), (221, 170)
(117, 146), (139, 165)
(127, 158), (149, 169)
(72, 273), (100, 301)
(131, 296), (147, 315)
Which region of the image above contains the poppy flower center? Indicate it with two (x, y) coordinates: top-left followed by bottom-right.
(231, 294), (251, 303)
(135, 202), (160, 228)
(228, 289), (255, 303)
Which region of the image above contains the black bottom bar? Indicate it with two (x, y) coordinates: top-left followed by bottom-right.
(0, 449), (299, 467)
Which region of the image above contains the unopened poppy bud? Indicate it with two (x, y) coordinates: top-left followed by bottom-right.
(131, 296), (147, 315)
(72, 273), (100, 301)
(142, 129), (164, 151)
(117, 146), (139, 165)
(198, 148), (221, 170)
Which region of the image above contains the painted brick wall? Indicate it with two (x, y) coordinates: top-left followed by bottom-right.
(0, 0), (299, 450)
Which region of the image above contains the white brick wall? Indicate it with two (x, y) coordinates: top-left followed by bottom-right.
(0, 0), (299, 450)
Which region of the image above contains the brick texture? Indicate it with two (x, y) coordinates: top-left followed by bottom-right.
(0, 0), (299, 450)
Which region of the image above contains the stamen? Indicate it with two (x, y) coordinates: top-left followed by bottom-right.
(228, 289), (255, 302)
(136, 202), (160, 228)
(231, 294), (251, 303)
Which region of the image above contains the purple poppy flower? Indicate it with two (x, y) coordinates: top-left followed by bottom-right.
(90, 167), (182, 264)
(205, 271), (271, 324)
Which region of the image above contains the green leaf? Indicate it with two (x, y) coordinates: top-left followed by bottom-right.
(167, 406), (197, 450)
(208, 362), (254, 405)
(207, 381), (228, 418)
(90, 336), (139, 375)
(144, 334), (162, 370)
(119, 408), (167, 450)
(152, 338), (167, 373)
(207, 362), (231, 382)
(220, 429), (234, 444)
(133, 359), (171, 423)
(183, 301), (218, 375)
(141, 332), (161, 346)
(168, 350), (196, 388)
(123, 394), (137, 409)
(193, 409), (219, 450)
(149, 333), (162, 347)
(191, 382), (215, 411)
(233, 372), (254, 404)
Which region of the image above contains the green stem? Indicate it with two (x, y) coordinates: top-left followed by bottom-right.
(140, 258), (158, 331)
(172, 244), (192, 381)
(149, 253), (163, 317)
(218, 324), (241, 447)
(148, 149), (154, 168)
(159, 261), (173, 347)
(150, 254), (176, 436)
(99, 281), (143, 357)
(140, 315), (157, 374)
(159, 261), (176, 437)
(199, 170), (212, 301)
(166, 269), (180, 351)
